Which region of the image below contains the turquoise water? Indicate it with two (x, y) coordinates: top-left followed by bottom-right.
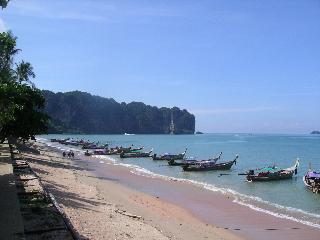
(39, 133), (320, 227)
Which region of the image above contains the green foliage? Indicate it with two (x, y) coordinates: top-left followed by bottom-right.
(0, 31), (20, 74)
(0, 0), (9, 9)
(16, 60), (36, 84)
(43, 91), (195, 134)
(0, 31), (48, 142)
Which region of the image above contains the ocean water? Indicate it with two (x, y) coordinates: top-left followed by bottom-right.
(38, 133), (320, 228)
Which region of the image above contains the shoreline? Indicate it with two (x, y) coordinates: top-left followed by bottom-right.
(80, 151), (320, 240)
(21, 140), (242, 240)
(23, 139), (320, 239)
(50, 137), (320, 230)
(92, 155), (320, 229)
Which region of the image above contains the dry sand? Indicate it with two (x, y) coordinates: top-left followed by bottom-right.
(19, 141), (242, 240)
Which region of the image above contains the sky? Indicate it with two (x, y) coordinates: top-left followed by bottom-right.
(1, 0), (319, 133)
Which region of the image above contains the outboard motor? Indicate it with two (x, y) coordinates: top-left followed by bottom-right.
(248, 170), (254, 175)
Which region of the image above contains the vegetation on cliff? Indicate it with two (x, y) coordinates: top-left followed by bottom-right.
(43, 90), (195, 134)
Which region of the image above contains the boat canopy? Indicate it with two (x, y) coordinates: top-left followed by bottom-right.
(307, 172), (320, 178)
(257, 166), (277, 173)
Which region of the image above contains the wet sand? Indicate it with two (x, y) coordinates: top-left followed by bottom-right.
(22, 140), (319, 240)
(20, 141), (242, 240)
(81, 153), (320, 240)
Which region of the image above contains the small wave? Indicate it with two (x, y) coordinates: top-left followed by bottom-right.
(234, 199), (320, 229)
(36, 137), (49, 142)
(37, 137), (320, 229)
(92, 155), (117, 164)
(111, 163), (320, 229)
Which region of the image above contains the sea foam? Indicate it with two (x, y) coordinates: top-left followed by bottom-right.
(37, 137), (320, 229)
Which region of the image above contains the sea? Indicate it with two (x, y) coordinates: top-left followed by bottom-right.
(38, 133), (320, 228)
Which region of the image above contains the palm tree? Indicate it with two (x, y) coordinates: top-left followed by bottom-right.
(15, 61), (36, 86)
(0, 31), (20, 73)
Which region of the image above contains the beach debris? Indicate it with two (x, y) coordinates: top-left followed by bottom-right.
(115, 209), (142, 219)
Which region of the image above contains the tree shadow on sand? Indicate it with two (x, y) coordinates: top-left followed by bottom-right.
(23, 156), (91, 172)
(42, 179), (106, 212)
(16, 143), (41, 155)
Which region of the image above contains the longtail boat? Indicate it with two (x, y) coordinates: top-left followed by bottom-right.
(82, 144), (108, 149)
(246, 159), (299, 182)
(130, 147), (144, 152)
(153, 148), (187, 161)
(65, 140), (81, 146)
(58, 138), (70, 144)
(303, 167), (320, 193)
(168, 158), (199, 166)
(169, 152), (222, 166)
(116, 146), (134, 153)
(92, 149), (109, 155)
(182, 154), (237, 172)
(105, 145), (137, 155)
(120, 149), (153, 158)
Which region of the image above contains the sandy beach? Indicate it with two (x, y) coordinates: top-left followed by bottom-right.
(16, 140), (320, 240)
(17, 140), (242, 240)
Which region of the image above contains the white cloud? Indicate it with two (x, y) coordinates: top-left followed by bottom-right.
(192, 107), (281, 115)
(0, 18), (6, 32)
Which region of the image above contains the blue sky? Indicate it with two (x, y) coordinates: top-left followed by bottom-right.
(1, 0), (319, 133)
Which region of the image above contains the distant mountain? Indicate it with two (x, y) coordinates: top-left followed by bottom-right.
(311, 131), (320, 134)
(42, 90), (195, 134)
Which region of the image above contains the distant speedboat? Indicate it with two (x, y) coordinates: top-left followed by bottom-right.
(124, 133), (135, 136)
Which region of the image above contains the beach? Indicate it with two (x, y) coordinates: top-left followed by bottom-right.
(2, 1), (319, 239)
(15, 139), (320, 240)
(18, 140), (242, 240)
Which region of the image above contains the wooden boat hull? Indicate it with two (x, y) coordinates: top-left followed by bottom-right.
(153, 154), (184, 161)
(120, 153), (151, 158)
(82, 146), (104, 150)
(153, 149), (187, 161)
(182, 160), (235, 172)
(168, 161), (185, 166)
(246, 159), (299, 182)
(168, 160), (192, 166)
(247, 171), (293, 182)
